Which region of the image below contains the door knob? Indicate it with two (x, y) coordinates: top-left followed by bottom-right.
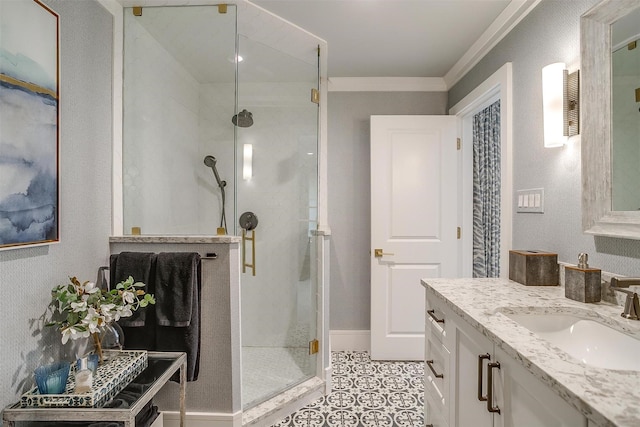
(374, 248), (394, 258)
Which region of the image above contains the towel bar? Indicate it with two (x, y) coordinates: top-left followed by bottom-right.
(242, 229), (256, 276)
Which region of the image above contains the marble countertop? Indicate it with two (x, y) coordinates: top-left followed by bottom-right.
(422, 278), (640, 427)
(109, 235), (241, 244)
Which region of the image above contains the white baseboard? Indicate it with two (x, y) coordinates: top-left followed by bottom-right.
(330, 330), (370, 352)
(162, 410), (242, 427)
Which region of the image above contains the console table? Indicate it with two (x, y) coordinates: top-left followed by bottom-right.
(2, 351), (186, 427)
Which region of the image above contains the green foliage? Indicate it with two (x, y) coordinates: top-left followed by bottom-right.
(48, 276), (155, 344)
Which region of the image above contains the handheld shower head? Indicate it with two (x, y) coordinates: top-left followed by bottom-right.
(204, 154), (227, 232)
(204, 155), (226, 189)
(204, 155), (216, 167)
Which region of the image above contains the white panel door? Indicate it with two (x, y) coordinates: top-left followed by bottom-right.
(371, 115), (459, 360)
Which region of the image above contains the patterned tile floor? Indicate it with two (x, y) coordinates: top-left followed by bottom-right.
(271, 351), (425, 427)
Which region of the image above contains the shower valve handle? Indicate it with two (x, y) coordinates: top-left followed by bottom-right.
(239, 211), (259, 231)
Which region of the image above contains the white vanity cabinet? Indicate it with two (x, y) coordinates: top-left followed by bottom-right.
(425, 293), (588, 427)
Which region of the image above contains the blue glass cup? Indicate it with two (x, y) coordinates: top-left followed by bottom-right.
(34, 361), (71, 394)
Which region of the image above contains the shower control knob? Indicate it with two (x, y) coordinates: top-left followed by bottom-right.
(239, 211), (258, 231)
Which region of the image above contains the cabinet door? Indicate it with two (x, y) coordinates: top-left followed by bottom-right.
(453, 319), (495, 427)
(425, 333), (450, 423)
(494, 346), (587, 427)
(426, 399), (449, 427)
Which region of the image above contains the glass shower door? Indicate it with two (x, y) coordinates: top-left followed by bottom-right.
(235, 34), (319, 408)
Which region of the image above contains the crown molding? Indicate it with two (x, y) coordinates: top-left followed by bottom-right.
(443, 0), (541, 89)
(328, 77), (447, 92)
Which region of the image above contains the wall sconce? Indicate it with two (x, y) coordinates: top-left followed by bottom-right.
(243, 144), (252, 180)
(542, 63), (580, 147)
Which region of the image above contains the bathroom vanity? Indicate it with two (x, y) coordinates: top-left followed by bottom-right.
(422, 278), (640, 427)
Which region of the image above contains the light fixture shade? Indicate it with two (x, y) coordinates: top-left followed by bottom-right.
(542, 62), (568, 147)
(243, 144), (253, 180)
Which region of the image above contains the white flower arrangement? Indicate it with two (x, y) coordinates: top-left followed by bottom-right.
(48, 276), (155, 345)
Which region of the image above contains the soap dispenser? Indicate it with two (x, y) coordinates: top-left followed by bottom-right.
(565, 253), (601, 303)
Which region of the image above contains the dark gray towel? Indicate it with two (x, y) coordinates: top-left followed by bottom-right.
(154, 252), (200, 327)
(110, 252), (156, 327)
(154, 252), (202, 382)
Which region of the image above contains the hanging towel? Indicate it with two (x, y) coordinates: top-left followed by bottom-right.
(154, 252), (202, 381)
(154, 252), (200, 327)
(110, 252), (156, 327)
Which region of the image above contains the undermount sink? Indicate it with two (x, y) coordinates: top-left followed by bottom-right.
(501, 311), (640, 371)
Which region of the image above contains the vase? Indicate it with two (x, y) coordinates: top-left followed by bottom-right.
(92, 322), (124, 362)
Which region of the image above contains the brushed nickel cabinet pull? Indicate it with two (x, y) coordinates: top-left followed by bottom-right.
(487, 361), (501, 414)
(477, 353), (490, 401)
(427, 309), (445, 324)
(426, 359), (444, 379)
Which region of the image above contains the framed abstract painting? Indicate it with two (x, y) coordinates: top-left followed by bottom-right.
(0, 0), (59, 250)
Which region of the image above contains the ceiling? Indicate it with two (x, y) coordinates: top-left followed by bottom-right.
(124, 0), (540, 88)
(252, 0), (534, 82)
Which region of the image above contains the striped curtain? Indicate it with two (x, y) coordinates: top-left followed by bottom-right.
(472, 100), (501, 278)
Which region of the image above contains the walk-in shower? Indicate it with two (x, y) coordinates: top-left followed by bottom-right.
(121, 2), (325, 418)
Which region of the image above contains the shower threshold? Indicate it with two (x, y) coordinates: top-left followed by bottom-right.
(242, 377), (325, 426)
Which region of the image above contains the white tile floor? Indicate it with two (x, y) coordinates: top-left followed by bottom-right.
(242, 346), (314, 408)
(271, 351), (425, 427)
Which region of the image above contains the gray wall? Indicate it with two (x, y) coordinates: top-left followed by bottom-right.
(328, 92), (448, 330)
(449, 0), (640, 278)
(328, 0), (640, 332)
(0, 0), (113, 409)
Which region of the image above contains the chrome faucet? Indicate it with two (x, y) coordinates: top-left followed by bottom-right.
(610, 277), (640, 320)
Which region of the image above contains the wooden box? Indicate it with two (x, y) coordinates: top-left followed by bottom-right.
(565, 266), (601, 303)
(508, 250), (559, 286)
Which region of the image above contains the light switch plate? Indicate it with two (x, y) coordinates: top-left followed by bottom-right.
(516, 188), (544, 213)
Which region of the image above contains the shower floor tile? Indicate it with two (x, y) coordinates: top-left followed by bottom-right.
(271, 351), (424, 427)
(243, 346), (313, 408)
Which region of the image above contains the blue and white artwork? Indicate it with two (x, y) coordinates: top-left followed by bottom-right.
(0, 0), (59, 249)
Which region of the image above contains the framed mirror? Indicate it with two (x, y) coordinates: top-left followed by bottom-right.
(581, 0), (640, 239)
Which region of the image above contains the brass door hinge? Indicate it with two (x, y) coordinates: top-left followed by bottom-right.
(457, 227), (461, 239)
(629, 40), (637, 50)
(132, 6), (142, 16)
(457, 138), (461, 150)
(309, 339), (319, 355)
(311, 88), (320, 104)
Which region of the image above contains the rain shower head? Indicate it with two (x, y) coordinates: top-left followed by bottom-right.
(232, 109), (253, 127)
